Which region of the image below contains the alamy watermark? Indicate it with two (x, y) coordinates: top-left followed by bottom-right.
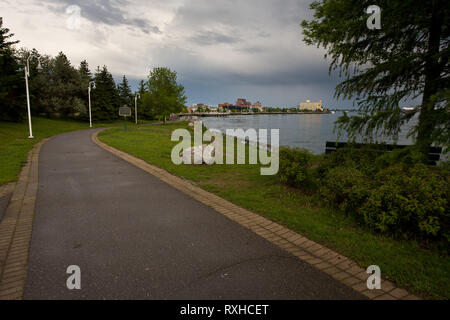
(66, 5), (82, 30)
(366, 5), (381, 30)
(366, 265), (381, 289)
(66, 265), (81, 290)
(171, 121), (279, 175)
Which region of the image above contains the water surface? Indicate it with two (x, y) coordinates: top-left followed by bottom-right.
(202, 112), (416, 154)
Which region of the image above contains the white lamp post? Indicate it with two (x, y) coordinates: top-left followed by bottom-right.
(134, 93), (141, 124)
(88, 81), (96, 128)
(24, 54), (42, 139)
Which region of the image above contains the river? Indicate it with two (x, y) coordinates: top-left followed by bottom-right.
(202, 112), (417, 155)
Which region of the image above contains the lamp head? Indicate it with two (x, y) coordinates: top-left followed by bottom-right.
(36, 61), (43, 71)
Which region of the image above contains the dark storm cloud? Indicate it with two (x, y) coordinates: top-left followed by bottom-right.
(175, 60), (339, 89)
(4, 0), (353, 107)
(43, 0), (161, 34)
(189, 31), (241, 45)
(226, 66), (340, 87)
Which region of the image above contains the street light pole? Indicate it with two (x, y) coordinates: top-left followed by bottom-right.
(134, 93), (141, 124)
(88, 81), (96, 128)
(24, 54), (42, 139)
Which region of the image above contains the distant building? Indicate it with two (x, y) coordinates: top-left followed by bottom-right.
(252, 101), (263, 112)
(218, 102), (233, 109)
(197, 103), (209, 111)
(299, 100), (323, 111)
(187, 105), (197, 113)
(219, 99), (251, 112)
(236, 98), (252, 108)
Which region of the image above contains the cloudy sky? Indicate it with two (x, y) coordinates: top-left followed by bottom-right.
(1, 0), (353, 108)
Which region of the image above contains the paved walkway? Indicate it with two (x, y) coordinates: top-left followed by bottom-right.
(22, 129), (365, 299)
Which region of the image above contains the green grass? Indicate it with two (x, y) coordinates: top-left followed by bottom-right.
(99, 122), (450, 300)
(0, 117), (153, 185)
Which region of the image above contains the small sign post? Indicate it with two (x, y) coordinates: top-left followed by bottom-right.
(119, 106), (132, 131)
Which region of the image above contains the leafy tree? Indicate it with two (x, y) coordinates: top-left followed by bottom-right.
(0, 17), (25, 121)
(301, 0), (450, 153)
(91, 66), (120, 120)
(117, 75), (132, 107)
(142, 67), (187, 122)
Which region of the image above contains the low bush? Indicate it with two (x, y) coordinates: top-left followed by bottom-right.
(316, 145), (380, 178)
(278, 144), (450, 247)
(278, 147), (315, 189)
(374, 146), (428, 170)
(361, 163), (449, 242)
(320, 166), (371, 215)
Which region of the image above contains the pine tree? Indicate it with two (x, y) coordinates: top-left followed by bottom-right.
(91, 66), (120, 120)
(138, 79), (147, 94)
(117, 75), (132, 107)
(136, 79), (150, 119)
(0, 17), (26, 121)
(79, 60), (91, 81)
(74, 60), (92, 118)
(47, 51), (81, 117)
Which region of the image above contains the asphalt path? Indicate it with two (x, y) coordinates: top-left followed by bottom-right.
(24, 129), (364, 300)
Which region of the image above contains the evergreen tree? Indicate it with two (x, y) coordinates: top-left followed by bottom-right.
(91, 66), (120, 120)
(117, 75), (132, 107)
(138, 79), (147, 94)
(136, 79), (150, 119)
(15, 49), (82, 118)
(47, 51), (81, 117)
(301, 0), (450, 153)
(79, 60), (91, 81)
(75, 60), (92, 118)
(0, 17), (26, 121)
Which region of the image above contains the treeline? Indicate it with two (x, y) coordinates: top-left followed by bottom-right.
(0, 17), (187, 122)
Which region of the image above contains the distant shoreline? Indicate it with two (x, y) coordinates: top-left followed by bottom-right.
(176, 111), (335, 118)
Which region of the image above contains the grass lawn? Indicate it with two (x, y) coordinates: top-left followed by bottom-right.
(99, 122), (450, 300)
(0, 117), (152, 186)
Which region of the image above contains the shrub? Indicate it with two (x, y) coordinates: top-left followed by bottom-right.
(361, 163), (449, 242)
(374, 146), (428, 170)
(279, 144), (449, 246)
(278, 147), (314, 189)
(317, 145), (380, 178)
(320, 166), (371, 215)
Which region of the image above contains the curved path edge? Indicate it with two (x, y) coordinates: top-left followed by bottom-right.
(0, 138), (50, 300)
(92, 129), (420, 300)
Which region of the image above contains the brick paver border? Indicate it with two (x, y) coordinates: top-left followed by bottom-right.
(0, 183), (16, 199)
(92, 129), (421, 300)
(0, 139), (48, 300)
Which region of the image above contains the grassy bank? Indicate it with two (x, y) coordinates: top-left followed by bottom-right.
(0, 117), (150, 186)
(98, 122), (450, 299)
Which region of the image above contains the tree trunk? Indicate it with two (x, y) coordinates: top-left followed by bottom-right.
(417, 0), (444, 153)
